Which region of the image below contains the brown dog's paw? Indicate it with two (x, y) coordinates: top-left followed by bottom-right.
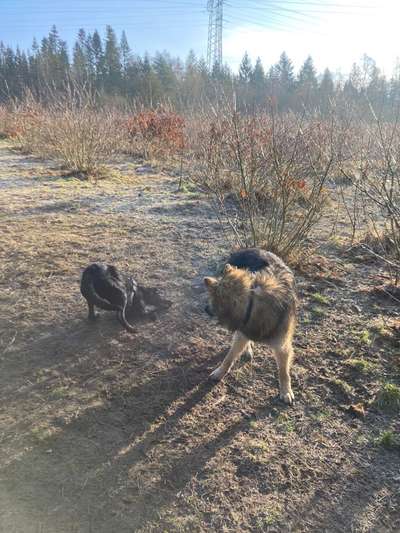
(209, 366), (226, 382)
(280, 389), (294, 405)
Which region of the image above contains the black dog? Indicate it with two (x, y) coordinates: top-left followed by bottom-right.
(80, 263), (137, 332)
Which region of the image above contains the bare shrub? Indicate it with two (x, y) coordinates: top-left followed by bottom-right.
(15, 87), (122, 177)
(191, 101), (340, 261)
(0, 105), (9, 138)
(0, 98), (41, 140)
(338, 105), (400, 280)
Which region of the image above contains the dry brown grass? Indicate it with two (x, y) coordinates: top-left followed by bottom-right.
(0, 140), (399, 532)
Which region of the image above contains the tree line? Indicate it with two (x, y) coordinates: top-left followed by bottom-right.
(1, 25), (400, 114)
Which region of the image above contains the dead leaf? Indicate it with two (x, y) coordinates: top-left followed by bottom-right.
(347, 403), (366, 418)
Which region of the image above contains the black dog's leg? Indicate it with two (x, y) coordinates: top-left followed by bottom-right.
(88, 302), (98, 321)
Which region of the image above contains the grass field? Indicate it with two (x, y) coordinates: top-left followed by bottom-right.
(0, 139), (399, 532)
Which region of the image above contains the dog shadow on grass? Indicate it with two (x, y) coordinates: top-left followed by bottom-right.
(0, 342), (231, 532)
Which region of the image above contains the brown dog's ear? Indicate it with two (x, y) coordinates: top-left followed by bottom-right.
(223, 263), (233, 275)
(204, 276), (218, 288)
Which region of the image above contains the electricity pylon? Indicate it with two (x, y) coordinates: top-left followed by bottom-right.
(207, 0), (223, 70)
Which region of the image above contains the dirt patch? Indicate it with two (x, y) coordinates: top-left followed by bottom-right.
(0, 141), (399, 532)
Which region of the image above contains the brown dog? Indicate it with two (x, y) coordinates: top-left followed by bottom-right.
(204, 248), (297, 404)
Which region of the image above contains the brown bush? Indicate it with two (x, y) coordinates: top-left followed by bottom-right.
(123, 109), (185, 159)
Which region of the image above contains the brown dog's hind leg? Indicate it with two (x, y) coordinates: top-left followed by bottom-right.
(87, 302), (98, 321)
(243, 341), (254, 361)
(210, 331), (250, 381)
(272, 342), (294, 405)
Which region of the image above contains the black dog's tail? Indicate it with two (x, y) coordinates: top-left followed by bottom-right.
(117, 305), (136, 333)
(81, 275), (117, 311)
(84, 277), (136, 332)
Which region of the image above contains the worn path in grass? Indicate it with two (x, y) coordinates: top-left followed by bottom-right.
(0, 141), (399, 532)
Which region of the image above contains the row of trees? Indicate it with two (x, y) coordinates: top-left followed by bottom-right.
(1, 25), (400, 113)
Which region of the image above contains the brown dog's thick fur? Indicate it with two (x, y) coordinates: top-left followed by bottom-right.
(204, 250), (297, 404)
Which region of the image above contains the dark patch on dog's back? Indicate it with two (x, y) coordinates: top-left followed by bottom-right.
(228, 248), (290, 274)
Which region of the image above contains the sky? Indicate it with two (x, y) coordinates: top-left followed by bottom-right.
(1, 0), (399, 76)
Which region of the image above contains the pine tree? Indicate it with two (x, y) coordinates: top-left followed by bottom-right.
(72, 29), (88, 82)
(296, 55), (318, 108)
(36, 26), (69, 91)
(239, 52), (252, 83)
(153, 51), (177, 100)
(319, 68), (335, 113)
(276, 52), (294, 89)
(298, 56), (317, 90)
(274, 52), (295, 110)
(120, 31), (131, 77)
(104, 25), (121, 92)
(251, 57), (266, 107)
(90, 30), (105, 86)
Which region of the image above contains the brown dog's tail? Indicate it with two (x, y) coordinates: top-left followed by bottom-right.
(117, 305), (136, 333)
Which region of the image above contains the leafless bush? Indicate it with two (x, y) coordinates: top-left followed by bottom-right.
(0, 97), (41, 140)
(15, 86), (122, 177)
(0, 105), (9, 138)
(339, 104), (400, 280)
(191, 101), (341, 261)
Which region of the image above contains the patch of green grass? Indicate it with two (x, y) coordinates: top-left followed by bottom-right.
(375, 430), (400, 449)
(276, 413), (295, 433)
(371, 323), (387, 337)
(359, 330), (372, 346)
(376, 383), (400, 413)
(50, 385), (70, 399)
(178, 182), (198, 194)
(243, 437), (270, 465)
(310, 409), (330, 422)
(355, 434), (369, 446)
(30, 426), (52, 442)
(329, 235), (343, 247)
(371, 323), (398, 346)
(330, 378), (354, 396)
(254, 507), (282, 528)
(311, 292), (330, 305)
(310, 305), (326, 318)
(249, 420), (261, 430)
(345, 358), (377, 374)
(247, 437), (269, 453)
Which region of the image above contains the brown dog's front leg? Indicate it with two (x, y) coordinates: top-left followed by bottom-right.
(210, 331), (250, 381)
(273, 343), (295, 405)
